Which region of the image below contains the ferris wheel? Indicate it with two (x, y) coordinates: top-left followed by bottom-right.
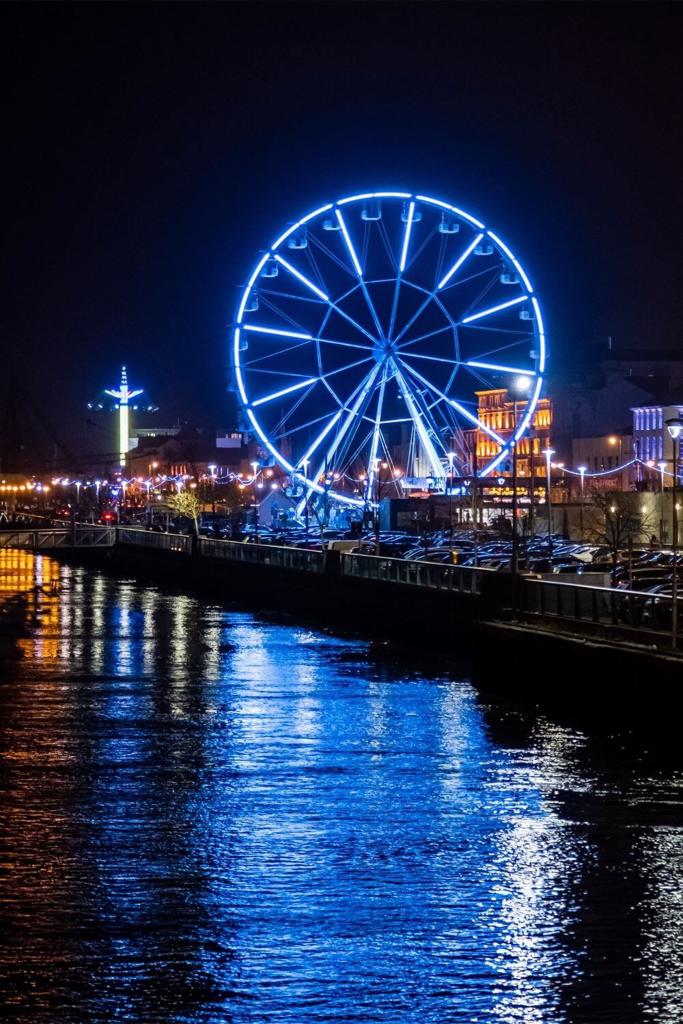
(231, 191), (546, 509)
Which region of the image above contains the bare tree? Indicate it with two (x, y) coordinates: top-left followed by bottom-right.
(586, 490), (654, 584)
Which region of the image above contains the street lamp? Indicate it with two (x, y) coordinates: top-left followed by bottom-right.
(666, 417), (683, 649)
(658, 461), (667, 544)
(544, 447), (555, 559)
(510, 375), (531, 574)
(578, 465), (587, 541)
(373, 458), (388, 555)
(447, 451), (455, 545)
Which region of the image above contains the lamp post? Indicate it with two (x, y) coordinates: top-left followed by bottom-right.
(510, 376), (531, 575)
(302, 459), (310, 548)
(544, 447), (555, 559)
(374, 458), (386, 556)
(250, 462), (260, 542)
(658, 461), (667, 545)
(447, 451), (455, 546)
(578, 466), (587, 541)
(666, 418), (683, 649)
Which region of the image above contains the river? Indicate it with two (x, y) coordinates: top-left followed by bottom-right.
(0, 550), (681, 1023)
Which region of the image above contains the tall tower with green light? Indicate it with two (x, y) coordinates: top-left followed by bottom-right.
(88, 366), (158, 468)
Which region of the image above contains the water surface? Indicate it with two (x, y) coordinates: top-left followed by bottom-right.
(0, 550), (681, 1023)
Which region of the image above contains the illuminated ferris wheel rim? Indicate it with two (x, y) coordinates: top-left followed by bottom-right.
(232, 190), (547, 508)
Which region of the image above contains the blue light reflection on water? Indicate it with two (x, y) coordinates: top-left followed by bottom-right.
(0, 551), (681, 1024)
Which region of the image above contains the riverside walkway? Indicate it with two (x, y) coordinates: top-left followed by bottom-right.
(2, 525), (682, 657)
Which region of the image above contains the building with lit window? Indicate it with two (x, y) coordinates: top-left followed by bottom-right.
(469, 388), (552, 482)
(632, 401), (683, 476)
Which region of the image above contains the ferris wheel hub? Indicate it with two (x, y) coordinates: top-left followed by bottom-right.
(372, 338), (397, 364)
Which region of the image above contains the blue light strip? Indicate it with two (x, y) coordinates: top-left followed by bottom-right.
(244, 324), (312, 340)
(252, 377), (318, 407)
(462, 296), (527, 324)
(561, 458), (636, 478)
(466, 361), (536, 376)
(399, 201), (416, 272)
(337, 191), (411, 205)
(531, 298), (546, 373)
(335, 209), (363, 277)
(274, 254), (329, 301)
(436, 234), (484, 290)
(233, 330), (248, 405)
(415, 195), (485, 230)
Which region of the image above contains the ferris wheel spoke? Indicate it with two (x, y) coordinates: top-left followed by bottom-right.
(297, 365), (379, 471)
(243, 324), (312, 341)
(279, 410), (339, 440)
(274, 254), (329, 301)
(400, 350), (463, 366)
(460, 295), (527, 325)
(322, 355), (374, 381)
(397, 324), (454, 351)
(309, 364), (381, 481)
(391, 360), (446, 479)
(251, 377), (319, 408)
(399, 359), (505, 447)
(334, 208), (385, 340)
(316, 337), (374, 351)
(325, 303), (378, 345)
(436, 234), (484, 291)
(472, 338), (537, 360)
(258, 294), (315, 335)
(392, 291), (437, 346)
(242, 341), (312, 369)
(260, 288), (325, 306)
(386, 203), (417, 340)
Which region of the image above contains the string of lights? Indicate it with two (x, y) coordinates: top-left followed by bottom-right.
(553, 457), (676, 479)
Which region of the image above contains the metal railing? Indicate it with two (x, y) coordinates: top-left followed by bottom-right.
(199, 537), (325, 573)
(116, 528), (193, 555)
(520, 577), (679, 635)
(341, 552), (488, 595)
(0, 526), (115, 549)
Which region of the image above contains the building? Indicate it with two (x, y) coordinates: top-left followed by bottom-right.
(632, 398), (683, 480)
(471, 387), (553, 483)
(571, 433), (633, 492)
(126, 428), (252, 480)
(549, 344), (683, 468)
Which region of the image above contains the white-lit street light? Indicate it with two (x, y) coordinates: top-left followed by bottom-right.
(658, 460), (667, 545)
(578, 465), (587, 541)
(510, 375), (531, 574)
(544, 447), (555, 558)
(666, 417), (683, 649)
(447, 451), (455, 545)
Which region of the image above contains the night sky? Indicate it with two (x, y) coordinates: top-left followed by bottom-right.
(4, 3), (682, 453)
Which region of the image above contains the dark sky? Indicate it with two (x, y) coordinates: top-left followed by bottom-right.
(4, 2), (682, 453)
